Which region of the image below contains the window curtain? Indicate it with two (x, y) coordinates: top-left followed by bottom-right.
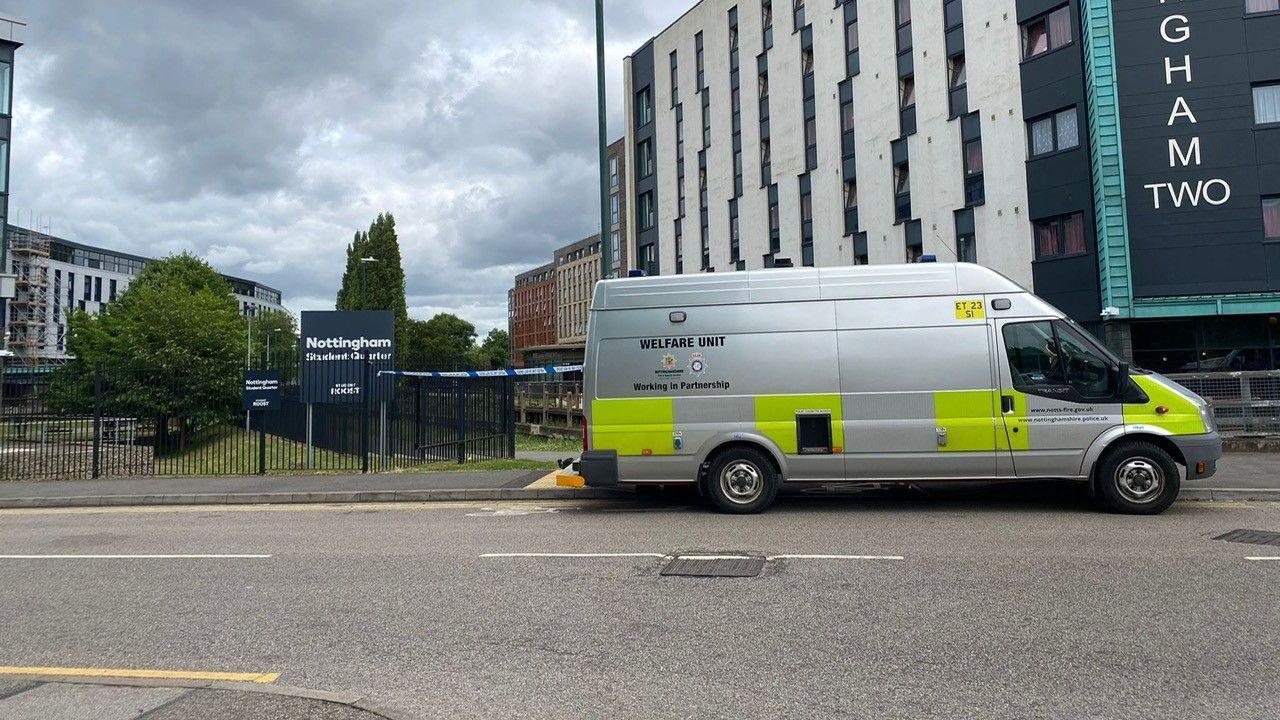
(1263, 197), (1280, 238)
(1245, 0), (1279, 13)
(1048, 8), (1071, 48)
(1064, 214), (1087, 254)
(1025, 23), (1048, 57)
(1036, 224), (1058, 257)
(1056, 108), (1079, 149)
(1031, 118), (1054, 156)
(1254, 84), (1280, 125)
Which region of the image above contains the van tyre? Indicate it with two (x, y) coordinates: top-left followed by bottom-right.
(1096, 441), (1180, 515)
(704, 447), (779, 514)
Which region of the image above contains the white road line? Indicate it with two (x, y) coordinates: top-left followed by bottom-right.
(0, 554), (272, 559)
(480, 552), (667, 559)
(671, 554), (756, 561)
(768, 554), (905, 561)
(1246, 556), (1280, 561)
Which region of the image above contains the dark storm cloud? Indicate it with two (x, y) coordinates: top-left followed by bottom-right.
(7, 0), (687, 331)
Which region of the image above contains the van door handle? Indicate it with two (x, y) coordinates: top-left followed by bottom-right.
(1001, 395), (1015, 414)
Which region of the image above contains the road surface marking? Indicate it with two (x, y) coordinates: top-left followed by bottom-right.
(0, 666), (279, 683)
(480, 552), (667, 559)
(1246, 556), (1280, 561)
(671, 554), (756, 561)
(0, 554), (271, 559)
(768, 554), (906, 560)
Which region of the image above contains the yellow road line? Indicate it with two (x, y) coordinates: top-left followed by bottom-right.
(0, 665), (279, 684)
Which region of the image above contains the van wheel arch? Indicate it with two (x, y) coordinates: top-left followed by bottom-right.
(699, 440), (784, 487)
(1090, 432), (1186, 494)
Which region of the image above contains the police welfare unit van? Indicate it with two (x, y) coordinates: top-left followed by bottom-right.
(575, 263), (1222, 514)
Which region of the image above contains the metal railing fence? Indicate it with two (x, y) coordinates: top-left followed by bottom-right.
(1166, 370), (1280, 437)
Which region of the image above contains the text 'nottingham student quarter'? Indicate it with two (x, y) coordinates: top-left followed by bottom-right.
(622, 0), (1280, 371)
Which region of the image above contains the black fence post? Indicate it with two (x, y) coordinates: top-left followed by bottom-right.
(257, 410), (267, 475)
(361, 359), (372, 473)
(455, 378), (466, 463)
(504, 377), (515, 459)
(91, 362), (104, 479)
(414, 381), (424, 461)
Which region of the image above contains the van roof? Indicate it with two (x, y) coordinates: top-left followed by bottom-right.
(593, 263), (1028, 310)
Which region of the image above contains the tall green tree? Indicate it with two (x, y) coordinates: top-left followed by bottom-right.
(469, 328), (510, 369)
(334, 213), (407, 323)
(48, 254), (247, 443)
(401, 313), (477, 364)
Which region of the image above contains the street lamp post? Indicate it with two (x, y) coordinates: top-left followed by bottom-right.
(265, 327), (282, 368)
(595, 0), (610, 280)
(359, 256), (378, 309)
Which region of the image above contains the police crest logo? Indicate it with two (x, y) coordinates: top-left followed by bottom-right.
(689, 352), (706, 374)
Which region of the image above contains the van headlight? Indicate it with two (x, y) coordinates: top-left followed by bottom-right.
(1199, 401), (1217, 433)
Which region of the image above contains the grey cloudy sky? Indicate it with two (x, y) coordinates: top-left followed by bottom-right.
(5, 0), (688, 333)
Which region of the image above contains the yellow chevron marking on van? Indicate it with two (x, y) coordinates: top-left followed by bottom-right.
(1126, 375), (1206, 435)
(754, 394), (844, 454)
(933, 390), (999, 452)
(590, 398), (676, 456)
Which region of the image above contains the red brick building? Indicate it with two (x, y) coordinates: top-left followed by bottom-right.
(508, 262), (556, 366)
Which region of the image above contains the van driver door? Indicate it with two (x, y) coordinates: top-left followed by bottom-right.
(995, 319), (1125, 479)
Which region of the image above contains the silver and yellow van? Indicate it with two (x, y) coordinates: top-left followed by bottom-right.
(576, 263), (1221, 514)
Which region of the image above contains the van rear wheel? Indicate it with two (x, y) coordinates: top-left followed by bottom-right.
(1096, 441), (1180, 515)
(704, 447), (779, 514)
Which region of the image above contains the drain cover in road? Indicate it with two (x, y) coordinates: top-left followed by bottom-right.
(660, 554), (764, 577)
(1213, 529), (1280, 547)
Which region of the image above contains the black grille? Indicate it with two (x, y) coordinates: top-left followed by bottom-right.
(1213, 529), (1280, 547)
(661, 554), (764, 577)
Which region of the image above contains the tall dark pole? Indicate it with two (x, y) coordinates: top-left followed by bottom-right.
(595, 0), (610, 280)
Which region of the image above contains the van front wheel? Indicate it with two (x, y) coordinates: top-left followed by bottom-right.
(1096, 441), (1180, 515)
(704, 447), (779, 514)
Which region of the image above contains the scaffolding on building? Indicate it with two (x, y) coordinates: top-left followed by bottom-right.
(6, 225), (51, 367)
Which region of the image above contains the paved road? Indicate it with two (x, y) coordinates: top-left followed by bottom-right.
(1, 490), (1276, 719)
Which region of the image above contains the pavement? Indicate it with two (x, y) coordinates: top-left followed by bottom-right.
(0, 489), (1276, 719)
(0, 452), (1276, 509)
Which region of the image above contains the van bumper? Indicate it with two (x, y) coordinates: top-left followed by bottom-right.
(577, 450), (619, 487)
(1170, 431), (1223, 480)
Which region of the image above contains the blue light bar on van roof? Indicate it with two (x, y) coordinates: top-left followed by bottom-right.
(919, 255), (937, 263)
(628, 269), (646, 277)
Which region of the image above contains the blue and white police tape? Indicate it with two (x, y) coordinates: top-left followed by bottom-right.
(378, 365), (582, 379)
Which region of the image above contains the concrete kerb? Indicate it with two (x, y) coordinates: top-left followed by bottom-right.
(0, 486), (634, 510)
(3, 674), (414, 720)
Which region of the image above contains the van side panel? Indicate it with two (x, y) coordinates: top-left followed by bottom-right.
(590, 300), (840, 483)
(836, 297), (999, 479)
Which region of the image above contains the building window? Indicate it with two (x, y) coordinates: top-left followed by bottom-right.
(1254, 82), (1280, 125)
(0, 62), (10, 116)
(638, 191), (656, 231)
(636, 87), (653, 128)
(896, 0), (911, 25)
(669, 51), (679, 108)
(1246, 0), (1280, 13)
(610, 194), (620, 226)
(944, 0), (963, 29)
(0, 140), (7, 189)
(963, 137), (984, 205)
(957, 232), (976, 263)
(900, 76), (915, 109)
(841, 96), (855, 133)
(949, 54), (966, 90)
(610, 231), (621, 265)
(894, 162), (911, 222)
(844, 179), (858, 209)
(609, 156), (619, 188)
(109, 279), (117, 302)
(637, 139), (654, 179)
(804, 117), (817, 152)
(793, 0), (805, 31)
(1035, 212), (1087, 258)
(845, 19), (859, 53)
(1023, 5), (1071, 59)
(674, 219), (684, 274)
(1264, 196), (1280, 239)
(695, 32), (705, 88)
(701, 91), (711, 147)
(801, 47), (813, 76)
(729, 199), (741, 262)
(1028, 107), (1079, 157)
